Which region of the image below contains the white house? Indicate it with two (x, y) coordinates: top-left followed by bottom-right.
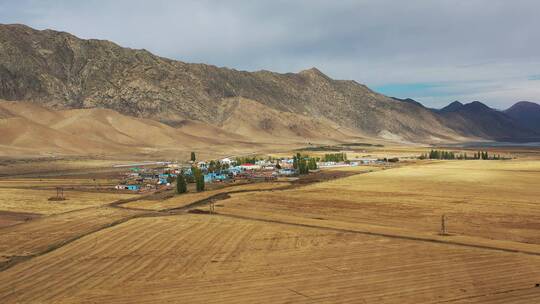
(220, 158), (233, 165)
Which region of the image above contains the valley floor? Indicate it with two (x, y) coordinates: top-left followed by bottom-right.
(1, 154), (540, 303)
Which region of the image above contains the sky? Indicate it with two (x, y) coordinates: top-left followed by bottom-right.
(1, 0), (539, 109)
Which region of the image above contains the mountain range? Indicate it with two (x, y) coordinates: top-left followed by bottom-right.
(0, 24), (539, 157)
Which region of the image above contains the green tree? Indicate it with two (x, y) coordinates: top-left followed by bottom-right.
(193, 168), (205, 192)
(308, 158), (317, 170)
(190, 152), (196, 162)
(298, 157), (309, 174)
(176, 173), (187, 194)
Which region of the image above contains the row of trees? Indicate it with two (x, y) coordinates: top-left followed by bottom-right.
(234, 156), (259, 165)
(323, 153), (347, 162)
(293, 153), (318, 175)
(206, 160), (230, 173)
(472, 151), (502, 160)
(176, 167), (205, 194)
(420, 150), (502, 160)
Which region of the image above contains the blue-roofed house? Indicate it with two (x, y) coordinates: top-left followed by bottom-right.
(204, 173), (228, 183)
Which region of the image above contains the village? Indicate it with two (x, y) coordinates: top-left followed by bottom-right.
(113, 152), (384, 193)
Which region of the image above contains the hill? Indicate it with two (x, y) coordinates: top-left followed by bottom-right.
(438, 101), (464, 113)
(0, 100), (372, 157)
(504, 101), (540, 133)
(1, 23), (539, 145)
(0, 24), (468, 143)
(437, 101), (539, 141)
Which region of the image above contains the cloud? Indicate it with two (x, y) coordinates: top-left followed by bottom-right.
(1, 0), (539, 107)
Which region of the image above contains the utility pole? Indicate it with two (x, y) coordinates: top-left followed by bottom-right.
(56, 187), (65, 200)
(440, 214), (448, 236)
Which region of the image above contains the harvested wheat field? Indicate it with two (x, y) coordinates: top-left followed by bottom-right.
(1, 214), (540, 303)
(217, 160), (540, 245)
(0, 187), (135, 215)
(1, 160), (540, 303)
(122, 181), (292, 211)
(0, 207), (143, 265)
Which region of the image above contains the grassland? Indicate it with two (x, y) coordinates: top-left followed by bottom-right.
(1, 156), (540, 303)
(218, 160), (540, 245)
(1, 214), (539, 303)
(122, 182), (292, 211)
(0, 186), (135, 215)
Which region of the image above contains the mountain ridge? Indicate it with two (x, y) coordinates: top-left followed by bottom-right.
(504, 101), (540, 133)
(0, 23), (538, 144)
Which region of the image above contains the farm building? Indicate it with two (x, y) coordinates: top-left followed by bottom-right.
(220, 158), (233, 165)
(115, 185), (141, 191)
(239, 163), (261, 170)
(204, 173), (228, 183)
(278, 168), (297, 176)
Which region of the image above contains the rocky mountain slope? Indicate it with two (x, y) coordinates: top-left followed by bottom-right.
(437, 101), (538, 140)
(0, 24), (537, 144)
(0, 24), (466, 143)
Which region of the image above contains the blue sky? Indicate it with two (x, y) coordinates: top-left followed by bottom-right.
(1, 0), (539, 108)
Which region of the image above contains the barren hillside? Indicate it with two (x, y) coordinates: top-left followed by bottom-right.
(0, 24), (468, 143)
(0, 100), (369, 157)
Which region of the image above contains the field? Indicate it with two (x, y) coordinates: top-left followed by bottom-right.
(1, 215), (540, 303)
(1, 155), (540, 303)
(122, 181), (292, 211)
(217, 160), (540, 245)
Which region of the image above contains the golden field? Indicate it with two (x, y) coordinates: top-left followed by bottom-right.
(1, 214), (539, 303)
(217, 160), (540, 245)
(1, 155), (540, 303)
(122, 181), (292, 211)
(0, 187), (135, 215)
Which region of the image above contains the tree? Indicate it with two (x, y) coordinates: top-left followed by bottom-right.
(176, 173), (187, 194)
(190, 152), (196, 162)
(308, 158), (317, 170)
(300, 158), (308, 174)
(193, 167), (205, 192)
(208, 160), (216, 173)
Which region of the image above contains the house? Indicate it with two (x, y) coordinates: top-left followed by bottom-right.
(220, 158), (233, 165)
(255, 160), (269, 166)
(158, 178), (169, 185)
(115, 184), (141, 191)
(278, 168), (297, 176)
(228, 167), (242, 176)
(204, 173), (228, 183)
(127, 185), (141, 191)
(239, 163), (261, 170)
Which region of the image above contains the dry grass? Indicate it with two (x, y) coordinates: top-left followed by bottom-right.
(0, 159), (124, 176)
(0, 215), (539, 303)
(217, 160), (540, 245)
(1, 158), (540, 303)
(0, 178), (118, 189)
(0, 206), (142, 262)
(123, 182), (291, 211)
(0, 188), (135, 215)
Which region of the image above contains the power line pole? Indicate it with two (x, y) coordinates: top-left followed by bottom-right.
(440, 214), (448, 236)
